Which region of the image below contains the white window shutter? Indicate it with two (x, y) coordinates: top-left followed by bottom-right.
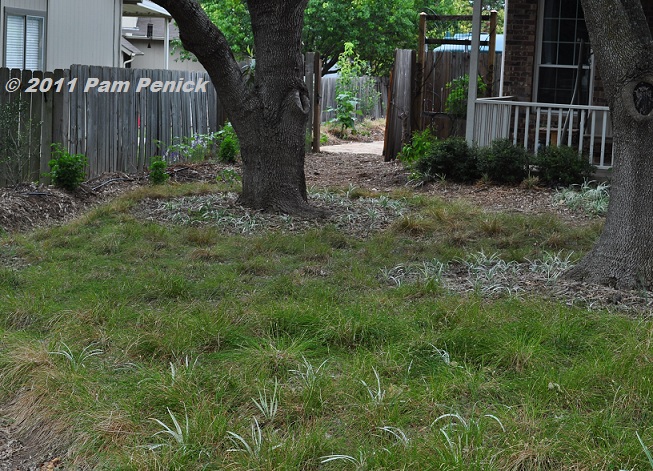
(5, 15), (25, 69)
(25, 16), (44, 70)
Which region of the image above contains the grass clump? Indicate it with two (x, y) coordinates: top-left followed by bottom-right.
(554, 180), (610, 216)
(0, 183), (650, 470)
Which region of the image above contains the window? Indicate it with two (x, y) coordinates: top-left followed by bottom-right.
(536, 0), (591, 104)
(5, 12), (45, 70)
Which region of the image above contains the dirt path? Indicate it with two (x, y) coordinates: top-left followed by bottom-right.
(321, 141), (384, 155)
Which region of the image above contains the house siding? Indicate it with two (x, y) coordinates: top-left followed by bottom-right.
(46, 0), (121, 70)
(1, 0), (121, 71)
(127, 38), (207, 72)
(0, 0), (48, 68)
(503, 0), (653, 104)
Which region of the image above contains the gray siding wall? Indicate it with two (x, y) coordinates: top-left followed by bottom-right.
(46, 0), (121, 70)
(0, 0), (48, 67)
(127, 38), (207, 72)
(1, 0), (121, 71)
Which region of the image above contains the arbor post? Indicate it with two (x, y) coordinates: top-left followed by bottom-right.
(413, 12), (428, 132)
(465, 0), (483, 144)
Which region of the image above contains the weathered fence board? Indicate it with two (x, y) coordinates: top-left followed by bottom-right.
(0, 65), (218, 182)
(384, 50), (415, 161)
(1, 53), (324, 186)
(320, 76), (388, 123)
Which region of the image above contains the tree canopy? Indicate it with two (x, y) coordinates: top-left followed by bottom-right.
(303, 0), (416, 76)
(176, 0), (504, 76)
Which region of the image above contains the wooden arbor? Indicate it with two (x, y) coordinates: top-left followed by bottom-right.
(384, 7), (498, 161)
(414, 10), (498, 133)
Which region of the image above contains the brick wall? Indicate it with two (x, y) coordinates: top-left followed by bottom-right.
(501, 0), (538, 101)
(502, 1), (653, 104)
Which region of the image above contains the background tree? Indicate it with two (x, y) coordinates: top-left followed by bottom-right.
(177, 1), (504, 77)
(172, 0), (252, 62)
(566, 0), (653, 289)
(303, 0), (416, 76)
(152, 0), (319, 216)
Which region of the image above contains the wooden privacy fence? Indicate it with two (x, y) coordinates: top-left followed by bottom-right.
(0, 54), (328, 187)
(320, 76), (389, 122)
(384, 48), (501, 161)
(0, 65), (221, 186)
(423, 50), (502, 129)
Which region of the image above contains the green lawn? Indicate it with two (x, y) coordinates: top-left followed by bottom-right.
(1, 182), (651, 470)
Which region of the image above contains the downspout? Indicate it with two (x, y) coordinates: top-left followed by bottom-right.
(115, 0), (121, 67)
(123, 54), (136, 68)
(45, 0), (49, 70)
(465, 0), (483, 144)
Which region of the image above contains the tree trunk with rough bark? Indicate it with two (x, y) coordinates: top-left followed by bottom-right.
(565, 0), (653, 289)
(151, 0), (322, 216)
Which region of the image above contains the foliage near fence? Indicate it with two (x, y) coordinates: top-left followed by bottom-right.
(0, 66), (221, 186)
(0, 54), (362, 187)
(321, 76), (388, 123)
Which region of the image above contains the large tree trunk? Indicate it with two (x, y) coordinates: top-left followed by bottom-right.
(151, 0), (322, 216)
(566, 0), (653, 289)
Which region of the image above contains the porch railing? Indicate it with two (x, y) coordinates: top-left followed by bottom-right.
(473, 97), (614, 169)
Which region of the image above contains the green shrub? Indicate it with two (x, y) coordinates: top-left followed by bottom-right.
(398, 129), (435, 164)
(217, 123), (240, 163)
(219, 135), (238, 163)
(161, 133), (218, 162)
(445, 74), (488, 118)
(160, 124), (240, 163)
(412, 137), (480, 183)
(48, 143), (87, 191)
(534, 145), (596, 186)
(329, 91), (361, 133)
(334, 42), (380, 120)
(148, 156), (169, 185)
(478, 139), (529, 184)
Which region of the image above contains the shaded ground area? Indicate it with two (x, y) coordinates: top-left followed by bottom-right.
(1, 152), (588, 235)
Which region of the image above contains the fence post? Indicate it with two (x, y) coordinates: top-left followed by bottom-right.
(413, 12), (428, 132)
(305, 52), (316, 153)
(312, 53), (322, 153)
(385, 49), (415, 161)
(383, 68), (394, 160)
(486, 10), (498, 97)
(40, 71), (58, 185)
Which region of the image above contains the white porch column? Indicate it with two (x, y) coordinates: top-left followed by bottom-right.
(465, 0), (483, 144)
(164, 18), (170, 70)
(499, 0), (509, 96)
